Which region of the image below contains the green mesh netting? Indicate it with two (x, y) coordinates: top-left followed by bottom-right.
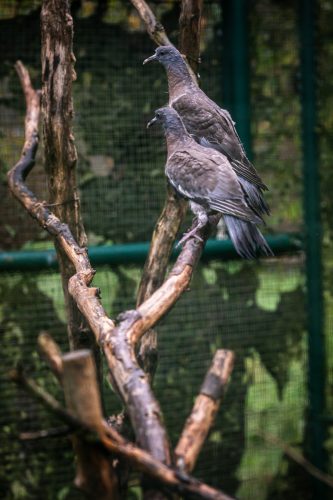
(0, 1), (331, 499)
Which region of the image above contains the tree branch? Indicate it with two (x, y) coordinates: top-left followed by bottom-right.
(8, 61), (220, 473)
(38, 331), (63, 384)
(62, 350), (119, 498)
(130, 0), (172, 46)
(11, 368), (234, 500)
(175, 350), (235, 473)
(179, 0), (203, 76)
(134, 0), (203, 380)
(259, 432), (333, 490)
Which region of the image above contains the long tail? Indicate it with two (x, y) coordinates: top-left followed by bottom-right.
(237, 177), (270, 216)
(224, 215), (273, 259)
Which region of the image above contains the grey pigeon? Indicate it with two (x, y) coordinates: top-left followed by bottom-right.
(147, 107), (273, 259)
(143, 45), (270, 217)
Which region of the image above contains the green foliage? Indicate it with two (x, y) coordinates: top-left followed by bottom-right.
(0, 0), (330, 497)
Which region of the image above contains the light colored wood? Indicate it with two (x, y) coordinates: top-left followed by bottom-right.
(175, 350), (235, 472)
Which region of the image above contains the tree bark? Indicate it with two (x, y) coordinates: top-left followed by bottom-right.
(135, 0), (202, 382)
(179, 0), (203, 77)
(40, 0), (99, 364)
(62, 350), (119, 499)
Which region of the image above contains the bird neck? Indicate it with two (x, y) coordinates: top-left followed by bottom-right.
(165, 61), (196, 100)
(165, 126), (191, 155)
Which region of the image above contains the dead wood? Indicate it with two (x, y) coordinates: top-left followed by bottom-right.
(8, 60), (221, 476)
(130, 0), (172, 46)
(11, 367), (234, 500)
(134, 0), (202, 383)
(179, 0), (203, 76)
(8, 13), (235, 498)
(38, 331), (63, 384)
(175, 350), (234, 473)
(62, 350), (119, 499)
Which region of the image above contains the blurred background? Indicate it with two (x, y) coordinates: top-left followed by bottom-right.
(0, 0), (332, 499)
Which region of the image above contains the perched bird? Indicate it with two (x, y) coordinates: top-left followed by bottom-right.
(143, 45), (269, 217)
(147, 107), (272, 259)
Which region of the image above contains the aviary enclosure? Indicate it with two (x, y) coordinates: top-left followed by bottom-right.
(0, 0), (332, 499)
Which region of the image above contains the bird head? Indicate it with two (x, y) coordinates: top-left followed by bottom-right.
(147, 107), (185, 132)
(143, 45), (183, 67)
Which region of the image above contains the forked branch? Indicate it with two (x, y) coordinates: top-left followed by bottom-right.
(8, 61), (232, 499)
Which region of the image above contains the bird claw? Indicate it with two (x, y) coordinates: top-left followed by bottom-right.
(176, 229), (203, 248)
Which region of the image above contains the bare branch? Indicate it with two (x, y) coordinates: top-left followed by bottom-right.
(62, 350), (119, 498)
(38, 332), (63, 384)
(11, 368), (234, 500)
(135, 0), (203, 377)
(7, 61), (168, 465)
(259, 432), (333, 490)
(175, 350), (235, 473)
(19, 426), (71, 441)
(130, 0), (171, 46)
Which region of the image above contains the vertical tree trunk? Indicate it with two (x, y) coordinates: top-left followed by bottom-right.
(40, 1), (114, 495)
(40, 0), (100, 363)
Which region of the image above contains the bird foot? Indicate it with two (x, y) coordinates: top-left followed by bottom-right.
(176, 228), (203, 248)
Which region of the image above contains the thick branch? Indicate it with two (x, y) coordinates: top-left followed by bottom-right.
(40, 0), (99, 367)
(179, 0), (203, 76)
(135, 0), (202, 378)
(62, 350), (119, 498)
(38, 332), (63, 384)
(8, 61), (222, 493)
(8, 61), (168, 465)
(175, 350), (235, 473)
(11, 369), (234, 500)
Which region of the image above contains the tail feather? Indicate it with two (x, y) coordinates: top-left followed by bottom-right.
(237, 177), (270, 216)
(224, 215), (273, 259)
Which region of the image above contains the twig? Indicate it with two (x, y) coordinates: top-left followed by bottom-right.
(259, 432), (333, 489)
(11, 368), (234, 500)
(19, 426), (71, 440)
(175, 350), (235, 473)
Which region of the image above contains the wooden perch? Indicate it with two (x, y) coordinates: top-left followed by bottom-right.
(8, 60), (221, 475)
(62, 350), (119, 499)
(38, 332), (63, 384)
(11, 367), (234, 500)
(175, 350), (235, 472)
(134, 0), (203, 379)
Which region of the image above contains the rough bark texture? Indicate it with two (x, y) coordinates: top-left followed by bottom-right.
(179, 0), (203, 77)
(175, 350), (235, 472)
(62, 350), (119, 499)
(134, 0), (202, 382)
(8, 48), (234, 500)
(40, 0), (99, 362)
(11, 366), (234, 499)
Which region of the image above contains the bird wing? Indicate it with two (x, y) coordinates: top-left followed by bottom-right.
(172, 92), (267, 190)
(166, 148), (262, 224)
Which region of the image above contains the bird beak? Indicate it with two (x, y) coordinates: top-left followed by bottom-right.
(143, 54), (157, 65)
(147, 116), (157, 129)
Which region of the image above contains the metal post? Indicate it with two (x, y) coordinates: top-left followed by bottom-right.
(222, 0), (252, 156)
(299, 0), (327, 493)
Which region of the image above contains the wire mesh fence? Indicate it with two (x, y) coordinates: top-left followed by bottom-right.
(0, 0), (331, 499)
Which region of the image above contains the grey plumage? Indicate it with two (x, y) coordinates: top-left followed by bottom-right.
(147, 107), (273, 260)
(143, 45), (270, 217)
